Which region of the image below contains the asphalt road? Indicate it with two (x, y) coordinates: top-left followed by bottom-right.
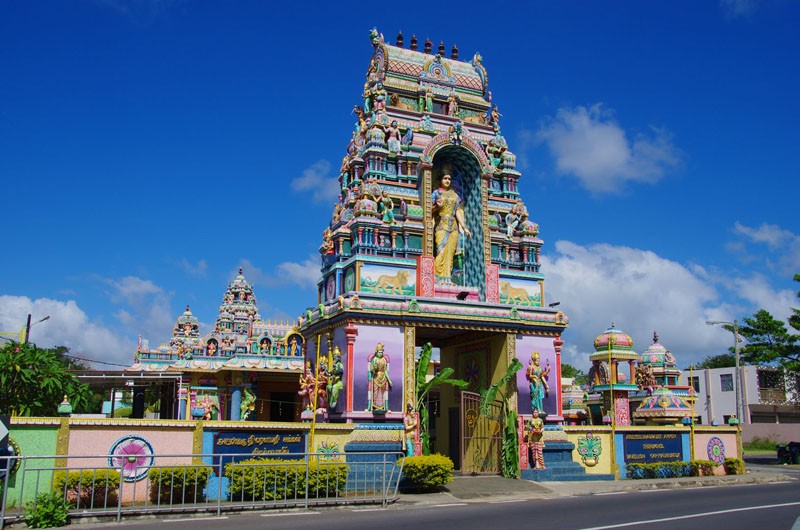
(91, 480), (800, 530)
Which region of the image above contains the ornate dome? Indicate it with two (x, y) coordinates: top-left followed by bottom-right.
(590, 324), (638, 362)
(639, 331), (677, 368)
(634, 387), (692, 424)
(172, 305), (200, 338)
(593, 324), (634, 350)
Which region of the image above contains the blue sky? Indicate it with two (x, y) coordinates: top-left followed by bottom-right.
(1, 0), (798, 371)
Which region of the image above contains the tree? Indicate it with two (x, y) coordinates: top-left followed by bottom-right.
(738, 309), (800, 370)
(414, 343), (468, 455)
(561, 363), (587, 386)
(0, 341), (92, 416)
(694, 353), (736, 370)
(480, 356), (523, 479)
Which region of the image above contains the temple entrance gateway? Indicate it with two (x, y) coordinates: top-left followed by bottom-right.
(296, 27), (568, 475)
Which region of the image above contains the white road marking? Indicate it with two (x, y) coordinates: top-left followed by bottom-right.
(582, 501), (800, 529)
(489, 499), (527, 504)
(261, 511), (321, 517)
(352, 508), (387, 512)
(432, 503), (467, 507)
(166, 517), (228, 522)
(593, 491), (628, 496)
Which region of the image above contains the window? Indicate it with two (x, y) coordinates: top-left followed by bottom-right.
(689, 376), (700, 393)
(720, 373), (734, 392)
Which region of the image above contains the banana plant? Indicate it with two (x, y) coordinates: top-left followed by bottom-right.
(480, 356), (523, 478)
(415, 342), (469, 455)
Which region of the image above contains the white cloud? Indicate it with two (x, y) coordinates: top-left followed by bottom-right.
(542, 241), (737, 368)
(277, 257), (321, 289)
(237, 257), (320, 290)
(102, 275), (174, 347)
(730, 273), (796, 323)
(535, 104), (682, 194)
(732, 222), (800, 276)
(177, 258), (208, 278)
(290, 160), (340, 204)
(0, 295), (133, 367)
(720, 0), (757, 19)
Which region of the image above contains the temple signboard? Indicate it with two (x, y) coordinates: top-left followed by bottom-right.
(623, 432), (682, 463)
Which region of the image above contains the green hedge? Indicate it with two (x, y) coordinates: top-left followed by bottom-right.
(225, 458), (347, 501)
(690, 459), (719, 476)
(148, 466), (213, 503)
(399, 454), (454, 492)
(723, 457), (745, 475)
(52, 469), (120, 508)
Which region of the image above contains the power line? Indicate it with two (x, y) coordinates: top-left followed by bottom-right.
(64, 354), (130, 368)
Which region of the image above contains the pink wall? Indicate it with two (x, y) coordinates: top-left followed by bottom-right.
(67, 425), (195, 502)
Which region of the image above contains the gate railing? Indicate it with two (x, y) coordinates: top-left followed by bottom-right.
(0, 451), (403, 528)
(461, 391), (503, 475)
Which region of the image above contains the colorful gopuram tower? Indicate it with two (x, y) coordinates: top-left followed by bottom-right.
(129, 268), (303, 421)
(298, 29), (568, 465)
(632, 332), (694, 425)
(586, 325), (639, 426)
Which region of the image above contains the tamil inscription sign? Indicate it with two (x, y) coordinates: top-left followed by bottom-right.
(213, 430), (306, 473)
(624, 432), (682, 463)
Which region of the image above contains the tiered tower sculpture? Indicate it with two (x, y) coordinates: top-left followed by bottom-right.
(299, 29), (568, 463)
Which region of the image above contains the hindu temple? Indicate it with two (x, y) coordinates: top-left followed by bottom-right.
(294, 28), (569, 468)
(129, 268), (302, 422)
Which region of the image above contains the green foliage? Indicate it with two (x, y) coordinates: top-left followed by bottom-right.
(690, 459), (719, 476)
(25, 491), (70, 528)
(400, 454), (454, 492)
(225, 458), (347, 501)
(738, 309), (799, 368)
(52, 469), (120, 508)
(723, 457), (746, 475)
(148, 466), (212, 503)
(626, 461), (692, 479)
(0, 341), (93, 416)
(695, 353), (736, 369)
(480, 356), (523, 479)
(561, 363), (587, 386)
(415, 343), (469, 455)
(743, 436), (781, 451)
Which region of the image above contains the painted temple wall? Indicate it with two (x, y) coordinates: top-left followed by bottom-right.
(8, 418), (356, 505)
(351, 324), (404, 413)
(515, 335), (559, 416)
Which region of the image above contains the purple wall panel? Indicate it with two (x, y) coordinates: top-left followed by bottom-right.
(351, 324), (404, 413)
(515, 336), (558, 416)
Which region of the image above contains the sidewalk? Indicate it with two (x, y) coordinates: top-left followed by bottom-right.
(397, 466), (795, 505)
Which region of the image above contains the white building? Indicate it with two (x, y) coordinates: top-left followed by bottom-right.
(680, 366), (799, 441)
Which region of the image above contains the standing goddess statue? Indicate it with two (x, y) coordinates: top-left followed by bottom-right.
(432, 171), (471, 283)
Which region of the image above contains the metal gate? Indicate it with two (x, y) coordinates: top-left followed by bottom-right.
(460, 391), (503, 475)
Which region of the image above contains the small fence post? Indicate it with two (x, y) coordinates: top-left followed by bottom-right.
(117, 459), (124, 522)
(0, 454), (11, 530)
(216, 455), (223, 517)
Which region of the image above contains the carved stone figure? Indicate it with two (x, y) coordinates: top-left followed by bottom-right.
(526, 351), (551, 413)
(327, 347), (344, 409)
(241, 386), (256, 421)
(367, 343), (392, 413)
(432, 171), (471, 283)
(528, 410), (545, 469)
(404, 402), (418, 456)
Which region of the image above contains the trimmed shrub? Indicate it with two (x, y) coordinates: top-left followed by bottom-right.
(25, 491), (69, 528)
(690, 459), (719, 476)
(723, 457), (745, 475)
(226, 458), (347, 501)
(148, 466), (212, 504)
(52, 469), (120, 508)
(399, 454), (454, 492)
(626, 462), (691, 479)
